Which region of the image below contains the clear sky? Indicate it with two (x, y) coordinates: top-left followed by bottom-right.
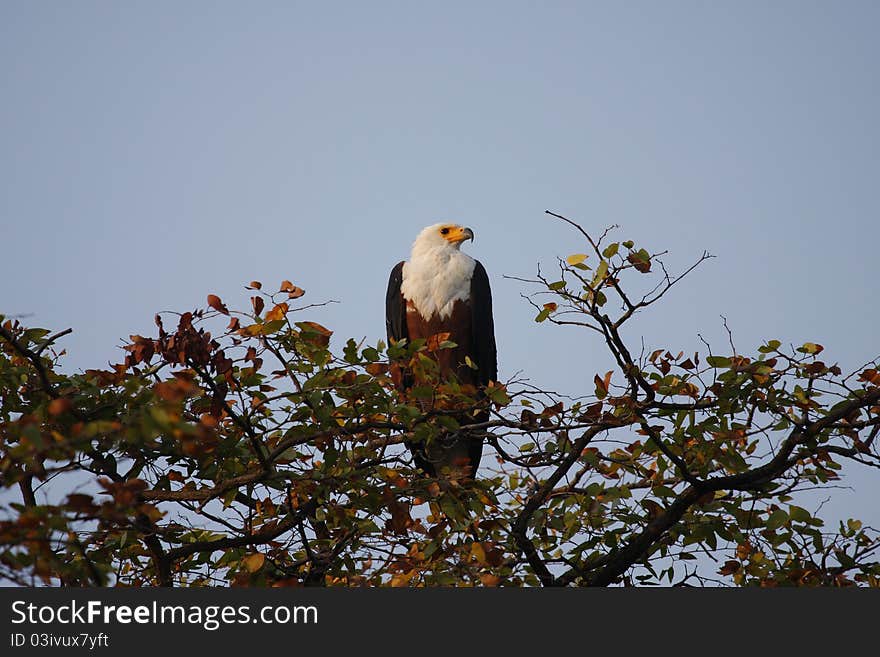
(2, 2), (878, 526)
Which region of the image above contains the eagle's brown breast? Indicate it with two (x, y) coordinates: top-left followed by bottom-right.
(405, 298), (478, 386)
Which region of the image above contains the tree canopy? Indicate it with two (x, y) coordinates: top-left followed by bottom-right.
(1, 213), (878, 587)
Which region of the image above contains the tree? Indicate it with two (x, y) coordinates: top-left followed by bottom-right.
(1, 212), (878, 587)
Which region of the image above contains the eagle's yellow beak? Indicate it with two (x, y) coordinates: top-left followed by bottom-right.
(444, 226), (474, 245)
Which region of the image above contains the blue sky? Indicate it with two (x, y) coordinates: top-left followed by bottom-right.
(2, 2), (878, 525)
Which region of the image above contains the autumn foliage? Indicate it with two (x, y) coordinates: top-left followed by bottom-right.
(1, 213), (878, 586)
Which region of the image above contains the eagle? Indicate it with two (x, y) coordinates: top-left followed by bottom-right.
(385, 223), (497, 478)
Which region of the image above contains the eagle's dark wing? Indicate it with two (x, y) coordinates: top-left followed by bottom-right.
(454, 259), (496, 478)
(469, 260), (497, 387)
(385, 261), (408, 345)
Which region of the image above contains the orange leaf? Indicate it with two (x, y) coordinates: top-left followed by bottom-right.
(243, 553), (265, 573)
(265, 303), (289, 322)
(248, 281), (262, 290)
(239, 324), (265, 337)
(480, 573), (501, 587)
(427, 332), (453, 352)
(48, 398), (73, 416)
(736, 542), (752, 560)
(199, 413), (219, 428)
(858, 369), (880, 385)
(390, 570), (416, 587)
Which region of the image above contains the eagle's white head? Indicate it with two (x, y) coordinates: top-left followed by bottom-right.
(410, 222), (475, 257)
(402, 223), (477, 320)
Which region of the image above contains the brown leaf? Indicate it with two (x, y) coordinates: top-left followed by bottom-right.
(542, 402), (564, 417)
(251, 296), (265, 316)
(65, 494), (95, 510)
(280, 280), (305, 298)
(386, 500), (412, 535)
(594, 370), (613, 399)
(520, 409), (538, 426)
(248, 281), (262, 290)
(719, 560), (741, 576)
(627, 250), (652, 273)
(578, 401), (603, 421)
(641, 499), (664, 519)
(296, 321), (332, 347)
(207, 294), (229, 315)
(365, 363), (388, 376)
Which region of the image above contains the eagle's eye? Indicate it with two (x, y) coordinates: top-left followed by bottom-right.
(440, 227), (450, 235)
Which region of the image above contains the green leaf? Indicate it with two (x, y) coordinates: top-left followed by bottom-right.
(343, 339), (360, 364)
(437, 415), (460, 431)
(487, 386), (511, 406)
(591, 260), (609, 287)
(602, 243), (619, 258)
(706, 356), (731, 368)
(622, 240), (634, 249)
(535, 308), (551, 323)
(758, 339), (781, 354)
(788, 505), (811, 523)
(765, 509), (788, 530)
(548, 280), (566, 291)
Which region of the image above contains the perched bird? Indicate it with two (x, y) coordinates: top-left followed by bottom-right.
(385, 223), (497, 478)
